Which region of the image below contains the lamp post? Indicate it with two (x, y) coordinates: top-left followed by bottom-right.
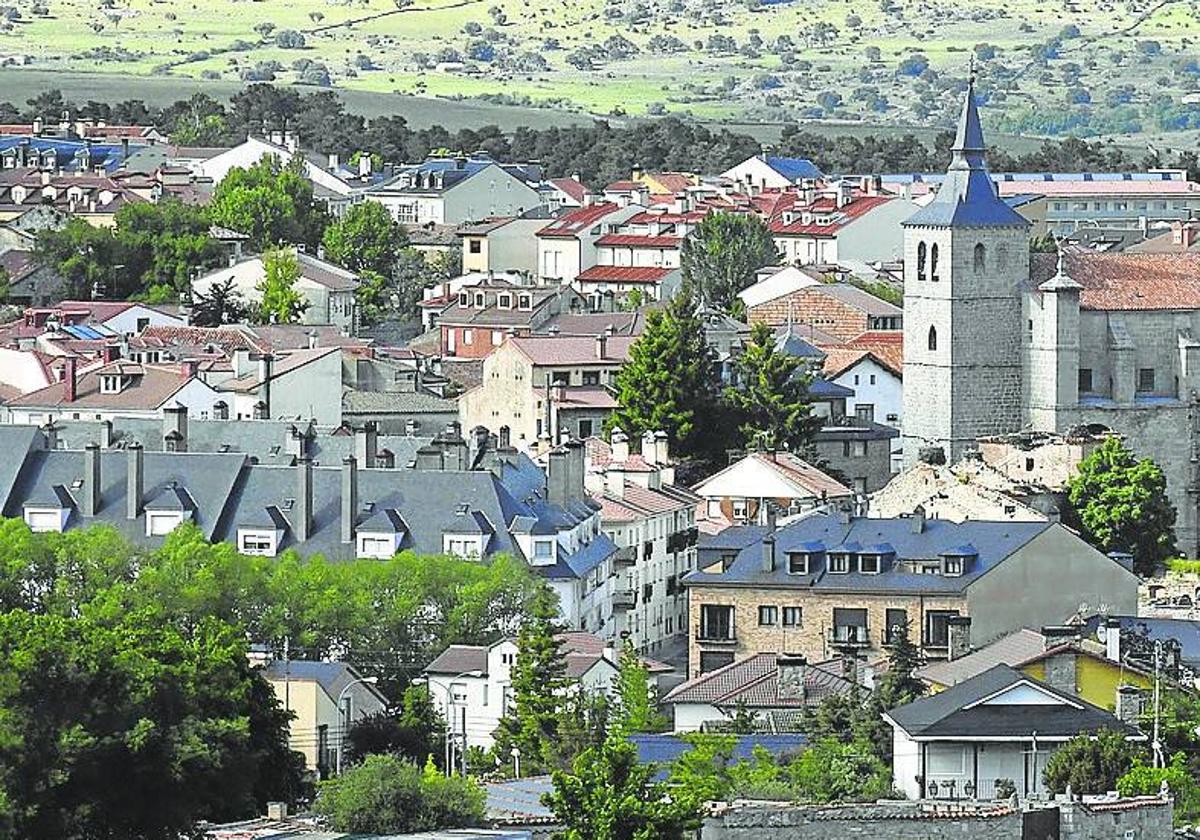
(335, 675), (379, 776)
(412, 671), (484, 777)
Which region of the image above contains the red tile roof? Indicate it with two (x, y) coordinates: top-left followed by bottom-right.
(549, 177), (590, 204)
(647, 173), (695, 194)
(575, 266), (673, 284)
(768, 195), (892, 236)
(1031, 252), (1200, 311)
(595, 234), (681, 249)
(537, 202), (621, 238)
(604, 180), (644, 191)
(7, 361), (193, 409)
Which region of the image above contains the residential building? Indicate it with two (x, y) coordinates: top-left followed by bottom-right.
(367, 154), (544, 226)
(259, 659), (387, 777)
(885, 664), (1143, 800)
(206, 347), (344, 425)
(663, 653), (860, 732)
(1126, 218), (1200, 254)
(684, 510), (1138, 676)
(536, 202), (642, 283)
(18, 299), (186, 336)
(458, 333), (634, 444)
(747, 283), (902, 341)
(720, 154), (823, 190)
(544, 176), (592, 209)
(585, 431), (699, 653)
(769, 187), (916, 267)
(458, 213), (548, 274)
(809, 382), (900, 494)
(422, 632), (668, 750)
(432, 278), (586, 359)
(195, 134), (356, 211)
(821, 345), (903, 429)
(736, 265), (823, 311)
(191, 249), (360, 334)
(572, 265), (681, 306)
(691, 451), (852, 532)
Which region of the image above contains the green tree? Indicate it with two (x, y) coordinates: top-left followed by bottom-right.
(545, 732), (701, 840)
(681, 211), (779, 309)
(111, 200), (224, 295)
(607, 293), (722, 459)
(257, 246), (308, 324)
(610, 637), (668, 736)
(495, 587), (567, 772)
(322, 200), (408, 276)
(191, 276), (250, 326)
(875, 622), (925, 710)
(346, 686), (447, 768)
(0, 607), (304, 838)
(33, 217), (121, 300)
(208, 154), (329, 249)
(725, 321), (821, 453)
(314, 754), (485, 834)
(1066, 437), (1177, 574)
(1043, 730), (1143, 794)
(1118, 753), (1200, 824)
(790, 737), (893, 802)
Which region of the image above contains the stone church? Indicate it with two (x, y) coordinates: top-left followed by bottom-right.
(902, 82), (1200, 557)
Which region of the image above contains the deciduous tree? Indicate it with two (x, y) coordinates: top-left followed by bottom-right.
(208, 154), (328, 249)
(256, 246), (307, 324)
(680, 212), (779, 310)
(321, 200), (408, 276)
(1044, 729), (1142, 795)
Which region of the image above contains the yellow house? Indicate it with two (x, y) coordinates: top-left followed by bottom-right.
(260, 659), (389, 778)
(917, 627), (1154, 711)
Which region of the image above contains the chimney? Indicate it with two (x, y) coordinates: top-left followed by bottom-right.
(595, 332), (607, 359)
(468, 425), (491, 470)
(179, 359), (198, 379)
(946, 616), (972, 661)
(499, 425), (511, 449)
(1104, 617), (1122, 663)
(776, 655), (807, 702)
(1041, 625), (1079, 650)
(564, 438), (585, 501)
(101, 343), (119, 364)
(126, 442), (143, 520)
(355, 422), (378, 468)
(328, 152), (340, 170)
(81, 442), (100, 517)
(41, 421), (58, 450)
(761, 532), (776, 572)
(415, 444), (443, 471)
(341, 455), (358, 544)
(547, 446), (570, 506)
(1115, 684), (1145, 727)
(258, 354), (273, 417)
(653, 431), (670, 467)
(63, 357), (77, 403)
(285, 426), (305, 459)
(266, 802), (288, 821)
(295, 457), (313, 542)
(765, 502), (777, 532)
(910, 504), (926, 534)
(641, 430), (658, 465)
(162, 404), (188, 452)
(405, 418), (419, 437)
(358, 154), (372, 178)
(917, 446), (947, 466)
(610, 428), (629, 461)
(840, 652), (860, 685)
(99, 419), (113, 448)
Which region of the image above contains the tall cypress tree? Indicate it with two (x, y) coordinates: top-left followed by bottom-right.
(726, 321), (822, 453)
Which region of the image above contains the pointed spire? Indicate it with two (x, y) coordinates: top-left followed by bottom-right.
(952, 74), (986, 155)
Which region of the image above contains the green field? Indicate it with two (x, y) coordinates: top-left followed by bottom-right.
(0, 0), (1198, 145)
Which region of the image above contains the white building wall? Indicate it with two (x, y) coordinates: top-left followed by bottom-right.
(833, 358), (903, 427)
(102, 304), (186, 335)
(442, 166), (544, 225)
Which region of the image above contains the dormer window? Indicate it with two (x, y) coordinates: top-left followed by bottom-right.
(944, 557), (963, 576)
(828, 553), (850, 573)
(473, 292), (486, 308)
(787, 552), (809, 574)
(99, 374), (124, 394)
(860, 554), (880, 574)
(518, 293), (532, 310)
(498, 293), (512, 309)
(458, 291), (469, 306)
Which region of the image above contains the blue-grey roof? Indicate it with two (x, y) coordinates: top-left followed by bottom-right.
(1085, 615), (1200, 667)
(629, 733), (808, 778)
(144, 482), (197, 511)
(688, 512), (1052, 594)
(774, 327), (826, 359)
(260, 659), (386, 705)
(904, 82), (1030, 229)
(809, 379), (855, 399)
(764, 156), (823, 182)
(0, 136), (135, 173)
(0, 427), (42, 511)
(359, 507), (407, 534)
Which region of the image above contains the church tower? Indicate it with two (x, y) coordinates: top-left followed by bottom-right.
(901, 79), (1030, 466)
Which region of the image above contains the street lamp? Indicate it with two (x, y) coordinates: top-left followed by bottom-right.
(412, 670), (484, 777)
(336, 675), (379, 776)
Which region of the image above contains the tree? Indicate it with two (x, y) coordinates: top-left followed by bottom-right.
(545, 732), (701, 840)
(1066, 437), (1177, 574)
(1119, 753), (1200, 824)
(610, 637), (667, 736)
(874, 622), (925, 710)
(725, 321), (821, 453)
(346, 686), (446, 768)
(495, 587), (567, 773)
(1043, 730), (1142, 795)
(321, 200), (408, 276)
(256, 247), (308, 324)
(208, 154), (329, 250)
(680, 212), (779, 310)
(0, 607), (304, 838)
(191, 277), (250, 326)
(790, 737), (894, 802)
(607, 293), (722, 460)
(314, 755), (485, 834)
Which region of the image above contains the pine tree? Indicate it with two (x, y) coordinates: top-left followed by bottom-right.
(606, 293), (722, 459)
(610, 637), (667, 736)
(875, 622), (925, 710)
(725, 321), (822, 453)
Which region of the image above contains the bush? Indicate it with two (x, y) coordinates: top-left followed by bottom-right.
(1044, 730), (1142, 795)
(275, 29), (306, 49)
(896, 54), (929, 76)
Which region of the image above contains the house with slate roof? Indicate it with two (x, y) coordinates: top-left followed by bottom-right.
(720, 154), (824, 191)
(684, 509), (1138, 677)
(884, 664), (1144, 800)
(366, 153), (544, 227)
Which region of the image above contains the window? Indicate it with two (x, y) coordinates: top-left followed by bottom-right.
(473, 292), (486, 308)
(518, 294), (532, 310)
(916, 241), (927, 280)
(944, 556), (963, 576)
(782, 606), (802, 627)
(924, 610), (959, 647)
(578, 419), (594, 438)
(758, 605), (778, 626)
(731, 499), (748, 522)
(582, 370), (600, 386)
(832, 607), (868, 643)
(855, 404), (874, 424)
(463, 329), (474, 345)
(239, 530), (276, 556)
(700, 651), (735, 673)
(469, 239), (482, 254)
(859, 554), (880, 574)
(828, 553), (850, 573)
(1137, 368), (1155, 393)
(1078, 368), (1093, 394)
(699, 604), (734, 640)
(147, 512), (183, 537)
(550, 371), (570, 386)
(492, 330), (504, 346)
(533, 539), (555, 560)
(885, 608), (908, 644)
(930, 243), (940, 281)
(927, 325), (937, 352)
(501, 651), (515, 666)
(358, 535), (394, 559)
(450, 682), (468, 704)
(973, 242), (986, 273)
(787, 552), (809, 574)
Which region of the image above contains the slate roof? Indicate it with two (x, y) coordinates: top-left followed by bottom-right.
(916, 628), (1048, 688)
(0, 426), (42, 512)
(763, 156), (823, 182)
(688, 512), (1052, 594)
(1029, 252), (1200, 311)
(628, 733), (808, 767)
(904, 82), (1029, 229)
(260, 659), (387, 705)
(1084, 615), (1200, 667)
(425, 644), (488, 676)
(774, 326), (826, 359)
(886, 664), (1140, 739)
(341, 389), (457, 415)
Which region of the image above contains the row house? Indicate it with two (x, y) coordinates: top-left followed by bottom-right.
(536, 201), (643, 283)
(432, 277), (586, 359)
(768, 184), (914, 267)
(684, 508), (1138, 677)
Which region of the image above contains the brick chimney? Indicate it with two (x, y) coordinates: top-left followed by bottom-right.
(101, 343), (119, 364)
(63, 357), (77, 402)
(776, 655), (807, 702)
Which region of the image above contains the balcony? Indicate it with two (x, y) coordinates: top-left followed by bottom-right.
(614, 546), (636, 568)
(612, 590), (636, 610)
(829, 626), (871, 648)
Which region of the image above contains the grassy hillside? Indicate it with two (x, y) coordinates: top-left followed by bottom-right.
(0, 0), (1198, 142)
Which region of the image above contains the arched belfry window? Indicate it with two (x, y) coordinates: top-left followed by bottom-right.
(974, 242), (986, 273)
(930, 243), (940, 281)
(927, 325), (938, 352)
(916, 242), (927, 281)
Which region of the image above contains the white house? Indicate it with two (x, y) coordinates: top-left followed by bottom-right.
(691, 451), (852, 532)
(367, 156), (544, 226)
(769, 188), (917, 267)
(884, 664), (1144, 801)
(205, 346), (344, 426)
(736, 266), (823, 310)
(823, 349), (903, 428)
(536, 202), (642, 283)
(196, 135), (355, 202)
(720, 154), (824, 190)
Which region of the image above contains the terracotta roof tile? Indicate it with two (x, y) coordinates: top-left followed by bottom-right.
(1030, 252), (1200, 311)
(575, 266), (672, 283)
(538, 202), (622, 237)
(595, 234), (681, 248)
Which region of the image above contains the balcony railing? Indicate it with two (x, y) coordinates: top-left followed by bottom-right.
(829, 626), (871, 647)
(614, 546), (636, 567)
(612, 590), (636, 610)
(695, 629), (737, 644)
